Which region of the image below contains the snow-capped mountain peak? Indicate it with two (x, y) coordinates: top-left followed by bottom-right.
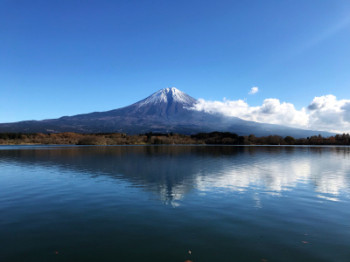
(137, 87), (196, 107)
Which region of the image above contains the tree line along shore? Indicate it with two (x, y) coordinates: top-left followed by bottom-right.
(0, 132), (350, 145)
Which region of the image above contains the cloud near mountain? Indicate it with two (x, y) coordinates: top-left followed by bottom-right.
(191, 94), (350, 133)
(249, 86), (259, 95)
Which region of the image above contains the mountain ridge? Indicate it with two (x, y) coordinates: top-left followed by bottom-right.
(0, 88), (333, 137)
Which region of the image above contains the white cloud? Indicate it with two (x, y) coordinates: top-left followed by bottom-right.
(191, 95), (350, 133)
(249, 86), (259, 95)
(307, 95), (350, 132)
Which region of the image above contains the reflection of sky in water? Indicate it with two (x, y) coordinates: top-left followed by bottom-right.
(1, 146), (350, 206)
(194, 150), (350, 202)
(1, 146), (350, 262)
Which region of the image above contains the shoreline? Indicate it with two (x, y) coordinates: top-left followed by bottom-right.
(0, 132), (349, 146)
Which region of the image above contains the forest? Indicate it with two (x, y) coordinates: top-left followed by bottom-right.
(0, 132), (349, 145)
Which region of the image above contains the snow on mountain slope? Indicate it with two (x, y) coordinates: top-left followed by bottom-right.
(136, 87), (196, 108)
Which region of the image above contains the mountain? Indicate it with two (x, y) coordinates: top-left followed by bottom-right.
(0, 87), (333, 137)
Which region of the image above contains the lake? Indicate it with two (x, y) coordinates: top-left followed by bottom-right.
(1, 145), (350, 262)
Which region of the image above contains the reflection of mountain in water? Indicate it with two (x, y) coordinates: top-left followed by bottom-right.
(1, 146), (350, 205)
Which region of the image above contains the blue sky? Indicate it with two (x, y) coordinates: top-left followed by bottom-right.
(1, 0), (350, 130)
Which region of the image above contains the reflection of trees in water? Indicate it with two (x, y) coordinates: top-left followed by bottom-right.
(0, 146), (349, 204)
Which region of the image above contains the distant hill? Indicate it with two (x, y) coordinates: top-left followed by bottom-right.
(0, 87), (333, 137)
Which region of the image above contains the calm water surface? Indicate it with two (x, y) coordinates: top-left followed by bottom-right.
(1, 145), (350, 262)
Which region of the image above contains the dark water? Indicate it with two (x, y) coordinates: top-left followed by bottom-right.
(1, 146), (350, 262)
